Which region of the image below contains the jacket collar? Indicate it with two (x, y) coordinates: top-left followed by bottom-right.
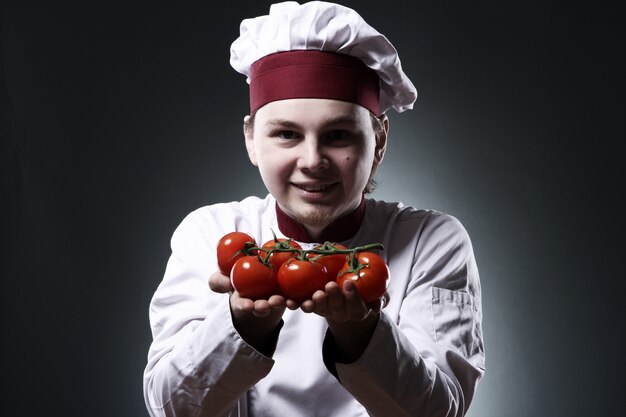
(275, 198), (366, 243)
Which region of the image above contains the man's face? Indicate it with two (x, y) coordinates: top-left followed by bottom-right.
(245, 98), (387, 234)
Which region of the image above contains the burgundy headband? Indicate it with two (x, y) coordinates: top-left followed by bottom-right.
(249, 50), (381, 115)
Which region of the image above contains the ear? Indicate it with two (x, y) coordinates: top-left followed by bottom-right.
(243, 115), (258, 166)
(373, 114), (389, 166)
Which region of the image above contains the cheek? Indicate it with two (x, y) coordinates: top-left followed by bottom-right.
(258, 158), (282, 179)
(343, 144), (374, 167)
(255, 148), (293, 184)
(339, 151), (372, 184)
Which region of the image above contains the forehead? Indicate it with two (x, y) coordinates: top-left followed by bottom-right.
(254, 98), (371, 127)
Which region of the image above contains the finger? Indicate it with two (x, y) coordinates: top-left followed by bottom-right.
(312, 289), (328, 304)
(325, 281), (346, 316)
(252, 299), (271, 317)
(230, 294), (254, 318)
(311, 290), (330, 317)
(342, 280), (369, 320)
(209, 271), (233, 293)
(300, 299), (315, 313)
(267, 294), (287, 309)
(285, 299), (301, 310)
(306, 290), (329, 315)
(381, 292), (390, 309)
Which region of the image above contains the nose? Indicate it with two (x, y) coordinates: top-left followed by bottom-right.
(297, 138), (329, 171)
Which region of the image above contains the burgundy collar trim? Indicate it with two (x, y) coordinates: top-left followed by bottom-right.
(275, 199), (366, 243)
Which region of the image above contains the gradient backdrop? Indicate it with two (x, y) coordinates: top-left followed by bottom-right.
(2, 1), (624, 416)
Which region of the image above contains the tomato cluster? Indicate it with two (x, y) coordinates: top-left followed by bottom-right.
(216, 232), (389, 303)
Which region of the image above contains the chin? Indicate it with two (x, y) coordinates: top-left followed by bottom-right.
(290, 205), (338, 228)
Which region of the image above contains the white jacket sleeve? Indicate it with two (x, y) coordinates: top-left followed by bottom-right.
(143, 211), (274, 417)
(324, 211), (485, 417)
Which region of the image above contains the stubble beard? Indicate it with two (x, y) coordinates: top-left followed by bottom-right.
(290, 204), (337, 229)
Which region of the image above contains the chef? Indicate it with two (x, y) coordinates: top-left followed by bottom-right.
(143, 2), (485, 416)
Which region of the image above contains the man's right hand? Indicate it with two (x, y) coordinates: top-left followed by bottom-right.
(209, 271), (286, 355)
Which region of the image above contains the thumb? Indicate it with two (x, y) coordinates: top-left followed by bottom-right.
(209, 271), (234, 293)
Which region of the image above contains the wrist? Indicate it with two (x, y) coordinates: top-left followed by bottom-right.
(326, 311), (379, 363)
(231, 308), (284, 356)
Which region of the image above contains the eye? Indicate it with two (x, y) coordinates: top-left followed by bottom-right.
(276, 130), (300, 140)
(326, 130), (349, 141)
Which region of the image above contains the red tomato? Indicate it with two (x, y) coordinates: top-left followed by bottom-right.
(277, 259), (329, 303)
(216, 232), (257, 275)
(336, 252), (389, 303)
(262, 238), (302, 272)
(230, 256), (277, 300)
(308, 243), (349, 280)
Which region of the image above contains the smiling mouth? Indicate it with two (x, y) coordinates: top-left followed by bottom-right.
(292, 183), (337, 192)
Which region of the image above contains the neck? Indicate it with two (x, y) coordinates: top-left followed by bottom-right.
(275, 198), (367, 243)
(301, 223), (327, 242)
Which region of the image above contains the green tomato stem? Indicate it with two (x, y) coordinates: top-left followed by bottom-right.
(245, 239), (384, 265)
(303, 243), (383, 255)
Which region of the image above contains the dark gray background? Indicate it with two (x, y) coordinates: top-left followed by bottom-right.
(2, 1), (624, 416)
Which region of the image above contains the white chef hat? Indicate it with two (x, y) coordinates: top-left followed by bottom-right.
(230, 1), (417, 115)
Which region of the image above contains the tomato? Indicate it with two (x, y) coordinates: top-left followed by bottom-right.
(277, 259), (329, 303)
(216, 232), (257, 275)
(336, 252), (389, 303)
(307, 243), (348, 280)
(262, 238), (302, 272)
(230, 256), (277, 300)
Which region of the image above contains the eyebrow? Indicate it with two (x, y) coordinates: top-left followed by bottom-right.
(265, 119), (302, 129)
(264, 115), (359, 129)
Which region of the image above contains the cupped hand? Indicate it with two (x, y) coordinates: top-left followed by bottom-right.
(230, 291), (287, 319)
(298, 280), (389, 323)
(209, 271), (286, 319)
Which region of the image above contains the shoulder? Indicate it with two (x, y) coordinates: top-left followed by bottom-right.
(364, 198), (471, 246)
(365, 198), (429, 222)
(189, 195), (273, 219)
(420, 209), (471, 245)
(185, 195), (273, 224)
(364, 198), (458, 230)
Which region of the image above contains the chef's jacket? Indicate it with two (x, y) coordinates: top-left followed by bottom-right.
(144, 194), (485, 417)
